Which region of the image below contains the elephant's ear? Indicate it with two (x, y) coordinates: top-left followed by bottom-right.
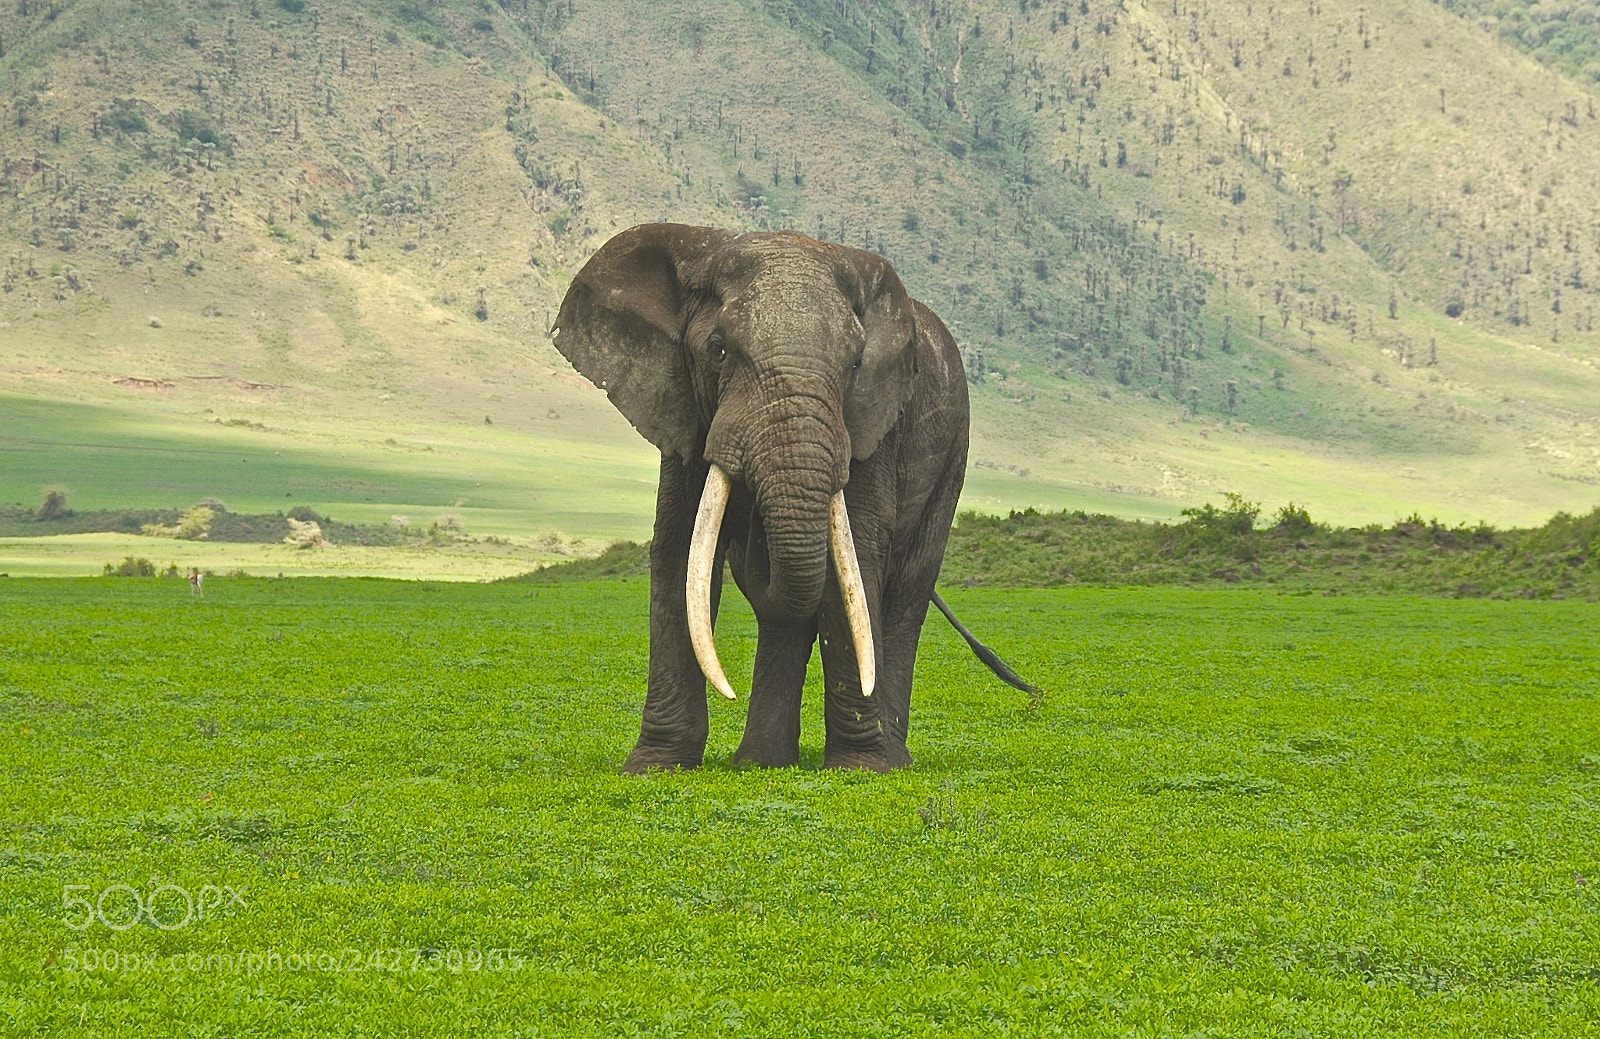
(554, 223), (735, 458)
(839, 246), (918, 461)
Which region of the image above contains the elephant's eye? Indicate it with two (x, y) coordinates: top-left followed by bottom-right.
(708, 334), (727, 364)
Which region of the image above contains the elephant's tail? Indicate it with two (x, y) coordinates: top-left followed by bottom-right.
(929, 591), (1038, 693)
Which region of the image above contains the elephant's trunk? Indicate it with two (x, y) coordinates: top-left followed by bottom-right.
(749, 456), (835, 624)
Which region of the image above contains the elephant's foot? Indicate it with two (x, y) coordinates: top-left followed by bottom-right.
(622, 743), (705, 775)
(730, 738), (801, 770)
(823, 741), (911, 773)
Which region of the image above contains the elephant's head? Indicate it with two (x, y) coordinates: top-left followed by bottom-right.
(553, 224), (919, 698)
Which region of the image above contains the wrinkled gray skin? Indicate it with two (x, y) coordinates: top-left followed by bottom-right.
(554, 224), (967, 772)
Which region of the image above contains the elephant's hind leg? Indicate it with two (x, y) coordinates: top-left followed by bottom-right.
(732, 619), (815, 768)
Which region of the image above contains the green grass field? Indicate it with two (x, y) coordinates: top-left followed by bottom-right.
(2, 577), (1596, 1035)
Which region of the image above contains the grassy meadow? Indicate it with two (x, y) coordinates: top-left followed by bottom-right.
(1, 575), (1596, 1034)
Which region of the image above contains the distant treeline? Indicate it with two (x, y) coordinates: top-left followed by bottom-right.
(940, 497), (1600, 600)
(0, 497), (424, 547)
(516, 497), (1600, 600)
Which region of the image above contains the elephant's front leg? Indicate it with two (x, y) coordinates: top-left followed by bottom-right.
(626, 455), (720, 774)
(732, 619), (816, 768)
(817, 586), (896, 770)
(817, 461), (898, 770)
(817, 509), (895, 771)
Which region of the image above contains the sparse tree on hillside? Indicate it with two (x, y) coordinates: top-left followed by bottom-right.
(966, 347), (987, 384)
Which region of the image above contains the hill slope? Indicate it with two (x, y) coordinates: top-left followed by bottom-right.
(0, 0), (1597, 547)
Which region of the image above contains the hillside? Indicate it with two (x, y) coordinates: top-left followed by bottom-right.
(1, 0), (1598, 569)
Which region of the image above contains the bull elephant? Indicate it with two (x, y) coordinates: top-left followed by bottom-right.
(554, 223), (1031, 773)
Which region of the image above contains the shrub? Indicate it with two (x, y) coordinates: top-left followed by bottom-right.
(143, 505), (215, 540)
(110, 100), (149, 134)
(1181, 492), (1260, 538)
(1273, 502), (1317, 537)
(36, 489), (70, 521)
(105, 557), (157, 577)
(173, 110), (231, 154)
(284, 517), (327, 547)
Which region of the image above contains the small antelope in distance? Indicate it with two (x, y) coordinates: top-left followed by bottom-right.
(188, 568), (205, 599)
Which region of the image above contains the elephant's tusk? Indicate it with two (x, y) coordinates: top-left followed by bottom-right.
(687, 464), (737, 700)
(829, 491), (876, 697)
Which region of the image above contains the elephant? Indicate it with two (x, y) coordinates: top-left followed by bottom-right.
(554, 223), (1032, 773)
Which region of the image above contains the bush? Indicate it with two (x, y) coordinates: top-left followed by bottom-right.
(1273, 502), (1317, 537)
(105, 557), (157, 577)
(284, 517), (327, 547)
(36, 489), (70, 521)
(1181, 492), (1260, 538)
(499, 540), (651, 583)
(110, 100), (149, 134)
(176, 506), (215, 539)
(143, 505), (215, 539)
(173, 110), (232, 155)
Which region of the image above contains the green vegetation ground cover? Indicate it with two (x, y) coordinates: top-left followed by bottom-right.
(520, 498), (1600, 599)
(1, 577), (1596, 1035)
(943, 499), (1600, 599)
